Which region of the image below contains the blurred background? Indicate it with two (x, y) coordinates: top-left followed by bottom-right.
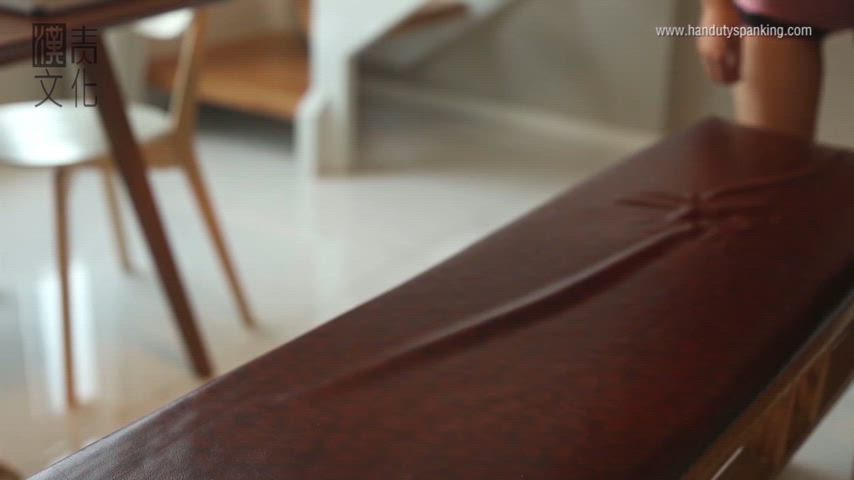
(0, 0), (852, 478)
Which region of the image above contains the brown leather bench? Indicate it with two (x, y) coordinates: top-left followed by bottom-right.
(31, 119), (854, 479)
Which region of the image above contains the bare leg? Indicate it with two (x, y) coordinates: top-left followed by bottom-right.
(734, 35), (823, 140)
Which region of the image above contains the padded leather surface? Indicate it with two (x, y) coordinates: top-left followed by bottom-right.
(31, 119), (854, 479)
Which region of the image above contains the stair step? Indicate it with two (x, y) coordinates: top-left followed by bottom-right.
(148, 33), (309, 120)
(394, 1), (470, 36)
(148, 2), (469, 121)
(294, 0), (470, 37)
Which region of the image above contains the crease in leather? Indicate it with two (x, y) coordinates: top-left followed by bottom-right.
(308, 223), (700, 397)
(297, 160), (830, 399)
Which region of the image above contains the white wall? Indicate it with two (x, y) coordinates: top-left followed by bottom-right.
(297, 0), (438, 173)
(395, 0), (680, 132)
(389, 0), (853, 145)
(363, 0), (509, 71)
(818, 37), (854, 147)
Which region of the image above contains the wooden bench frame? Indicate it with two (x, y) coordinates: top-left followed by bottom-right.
(686, 293), (854, 479)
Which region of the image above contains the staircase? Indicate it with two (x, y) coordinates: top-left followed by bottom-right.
(301, 0), (519, 174)
(148, 0), (513, 174)
(148, 0), (472, 121)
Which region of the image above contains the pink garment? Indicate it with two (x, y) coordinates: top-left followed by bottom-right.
(735, 0), (854, 31)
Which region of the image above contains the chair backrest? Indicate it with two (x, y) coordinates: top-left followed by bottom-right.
(135, 9), (208, 137)
(133, 9), (194, 40)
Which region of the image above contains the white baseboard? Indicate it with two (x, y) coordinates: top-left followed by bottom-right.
(363, 77), (662, 155)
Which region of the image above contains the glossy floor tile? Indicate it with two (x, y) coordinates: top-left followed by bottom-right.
(0, 94), (850, 478)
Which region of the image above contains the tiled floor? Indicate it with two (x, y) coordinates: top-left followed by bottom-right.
(0, 94), (851, 478)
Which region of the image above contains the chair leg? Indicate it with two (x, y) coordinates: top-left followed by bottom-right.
(181, 145), (255, 327)
(54, 167), (76, 408)
(100, 163), (133, 273)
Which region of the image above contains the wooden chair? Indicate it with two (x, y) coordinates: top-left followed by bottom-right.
(0, 9), (254, 407)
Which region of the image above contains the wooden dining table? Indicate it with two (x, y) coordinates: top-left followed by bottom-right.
(0, 0), (221, 379)
(0, 3), (238, 476)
